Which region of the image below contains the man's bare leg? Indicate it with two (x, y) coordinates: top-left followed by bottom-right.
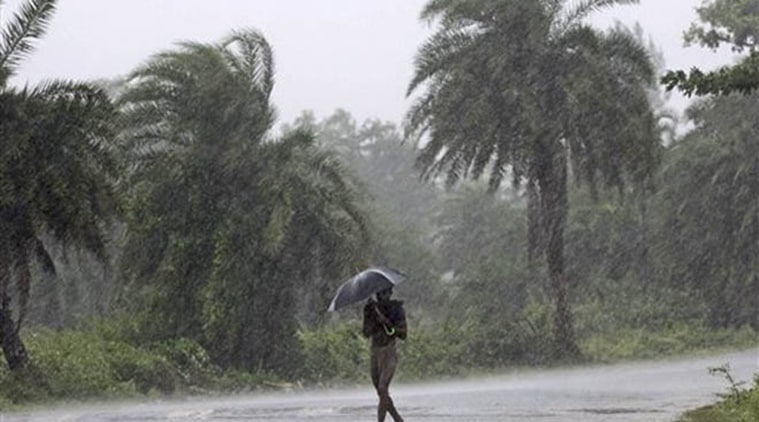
(376, 347), (402, 422)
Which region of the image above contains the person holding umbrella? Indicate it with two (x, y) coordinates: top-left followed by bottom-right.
(327, 267), (408, 421)
(363, 286), (406, 422)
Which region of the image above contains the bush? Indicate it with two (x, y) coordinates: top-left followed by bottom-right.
(397, 320), (466, 379)
(0, 327), (225, 406)
(580, 323), (758, 362)
(24, 329), (135, 399)
(679, 370), (759, 422)
(0, 365), (50, 408)
(148, 338), (218, 389)
(297, 321), (368, 384)
(296, 310), (555, 385)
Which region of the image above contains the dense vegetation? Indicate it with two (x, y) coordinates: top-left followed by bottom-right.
(0, 0), (756, 416)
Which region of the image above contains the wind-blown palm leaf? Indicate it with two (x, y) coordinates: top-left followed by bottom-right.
(0, 0), (57, 85)
(221, 29), (275, 99)
(554, 0), (639, 35)
(3, 81), (118, 257)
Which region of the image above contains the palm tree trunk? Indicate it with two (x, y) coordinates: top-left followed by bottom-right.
(637, 193), (653, 289)
(0, 267), (29, 371)
(537, 146), (580, 360)
(527, 178), (542, 264)
(0, 290), (29, 371)
(0, 304), (28, 370)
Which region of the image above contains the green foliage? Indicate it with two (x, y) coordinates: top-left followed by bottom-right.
(0, 0), (120, 370)
(439, 304), (554, 370)
(0, 0), (57, 85)
(663, 0), (759, 96)
(296, 308), (556, 385)
(679, 370), (759, 422)
(654, 94), (759, 329)
(581, 323), (757, 362)
(285, 109), (447, 319)
(396, 320), (468, 379)
(684, 0), (759, 52)
(13, 329), (147, 400)
(297, 321), (368, 384)
(662, 52), (759, 96)
(1, 1), (756, 404)
(406, 0), (660, 359)
(0, 324), (246, 406)
(117, 29), (370, 373)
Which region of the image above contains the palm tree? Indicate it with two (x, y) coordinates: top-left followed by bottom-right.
(0, 0), (119, 370)
(117, 30), (278, 341)
(405, 0), (660, 358)
(118, 29), (369, 371)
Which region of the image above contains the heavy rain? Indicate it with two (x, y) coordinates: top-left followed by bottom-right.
(0, 1), (757, 421)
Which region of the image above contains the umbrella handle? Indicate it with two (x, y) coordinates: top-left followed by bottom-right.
(383, 324), (396, 336)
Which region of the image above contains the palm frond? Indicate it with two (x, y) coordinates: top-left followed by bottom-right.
(0, 0), (57, 84)
(407, 26), (479, 95)
(555, 0), (638, 34)
(221, 28), (275, 99)
(421, 0), (497, 28)
(600, 28), (655, 83)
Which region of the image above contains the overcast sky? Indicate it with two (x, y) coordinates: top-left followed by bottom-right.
(2, 0), (738, 128)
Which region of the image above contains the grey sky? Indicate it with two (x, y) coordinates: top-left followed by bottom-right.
(3, 0), (738, 127)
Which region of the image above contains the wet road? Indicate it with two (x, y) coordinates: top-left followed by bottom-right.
(4, 348), (757, 421)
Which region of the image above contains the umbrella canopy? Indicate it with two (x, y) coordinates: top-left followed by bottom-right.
(327, 267), (406, 312)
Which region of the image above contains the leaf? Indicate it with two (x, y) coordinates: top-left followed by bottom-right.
(0, 0), (58, 84)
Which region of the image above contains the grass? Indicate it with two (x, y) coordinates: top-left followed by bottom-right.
(579, 323), (758, 363)
(678, 369), (759, 422)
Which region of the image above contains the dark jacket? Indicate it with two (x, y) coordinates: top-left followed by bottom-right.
(363, 299), (407, 348)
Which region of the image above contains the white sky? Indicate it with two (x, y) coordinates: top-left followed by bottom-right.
(2, 0), (739, 127)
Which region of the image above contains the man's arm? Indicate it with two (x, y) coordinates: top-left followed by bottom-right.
(394, 306), (407, 340)
(362, 301), (379, 338)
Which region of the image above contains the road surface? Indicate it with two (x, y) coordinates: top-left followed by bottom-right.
(3, 348), (757, 421)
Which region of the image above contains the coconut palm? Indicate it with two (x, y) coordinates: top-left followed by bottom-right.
(0, 0), (119, 370)
(118, 29), (369, 371)
(405, 0), (660, 358)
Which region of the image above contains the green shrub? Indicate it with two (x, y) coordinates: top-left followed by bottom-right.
(297, 321), (368, 384)
(25, 329), (134, 399)
(148, 338), (218, 388)
(0, 365), (50, 407)
(104, 340), (178, 394)
(679, 371), (759, 422)
(580, 323), (758, 362)
(0, 327), (225, 406)
(397, 320), (466, 379)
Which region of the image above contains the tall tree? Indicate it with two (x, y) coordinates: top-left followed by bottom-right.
(0, 0), (119, 370)
(118, 30), (369, 372)
(286, 109), (445, 315)
(405, 0), (660, 358)
(656, 94), (759, 329)
(662, 0), (759, 96)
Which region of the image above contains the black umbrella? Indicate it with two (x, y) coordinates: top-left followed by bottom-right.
(327, 267), (406, 312)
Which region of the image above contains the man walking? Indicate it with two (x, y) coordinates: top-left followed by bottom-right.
(363, 287), (407, 422)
